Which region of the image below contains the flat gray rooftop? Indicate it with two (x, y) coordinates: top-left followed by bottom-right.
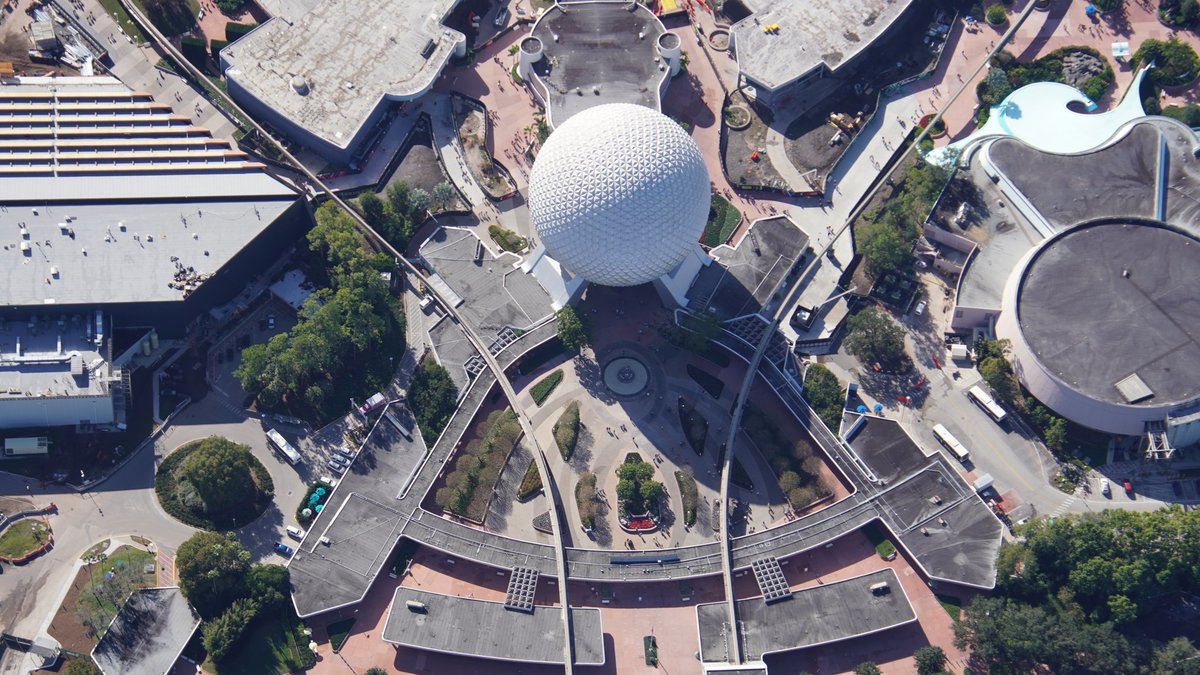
(988, 122), (1160, 231)
(418, 227), (554, 335)
(697, 568), (915, 662)
(0, 199), (294, 307)
(0, 316), (108, 398)
(1016, 221), (1200, 407)
(845, 415), (1003, 589)
(730, 0), (915, 91)
(530, 1), (668, 126)
(91, 587), (199, 675)
(428, 315), (479, 395)
(690, 216), (807, 320)
(842, 414), (930, 485)
(289, 411), (429, 617)
(222, 0), (462, 150)
(382, 587), (605, 665)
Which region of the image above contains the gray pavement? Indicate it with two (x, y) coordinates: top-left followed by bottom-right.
(76, 0), (239, 140)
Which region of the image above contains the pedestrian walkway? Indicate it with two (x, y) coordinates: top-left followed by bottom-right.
(1048, 494), (1078, 518)
(78, 0), (239, 140)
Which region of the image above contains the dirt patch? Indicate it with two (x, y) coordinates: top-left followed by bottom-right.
(453, 98), (516, 199)
(380, 122), (466, 212)
(723, 104), (787, 190)
(0, 32), (75, 76)
(784, 88), (876, 183)
(47, 564), (97, 655)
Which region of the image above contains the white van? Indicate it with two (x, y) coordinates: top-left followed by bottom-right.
(286, 526), (305, 540)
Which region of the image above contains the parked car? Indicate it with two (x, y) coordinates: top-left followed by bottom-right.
(327, 459), (346, 474)
(286, 526), (305, 540)
(329, 454), (349, 468)
(273, 543), (294, 556)
(915, 300), (927, 315)
(267, 314), (276, 329)
(1100, 478), (1111, 497)
(335, 446), (355, 461)
(1122, 478), (1134, 496)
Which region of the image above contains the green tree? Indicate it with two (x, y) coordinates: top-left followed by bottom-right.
(176, 532), (251, 618)
(387, 181), (412, 215)
(978, 356), (1015, 402)
(359, 191), (387, 225)
(853, 663), (882, 675)
(843, 307), (906, 365)
(616, 478), (637, 505)
(1153, 637), (1200, 675)
(802, 364), (844, 429)
(62, 660), (101, 675)
(246, 564), (290, 609)
(1043, 417), (1068, 452)
(556, 306), (590, 352)
(365, 669), (389, 675)
(640, 480), (663, 503)
(201, 597), (258, 662)
(177, 437), (262, 518)
(913, 645), (947, 675)
(431, 182), (457, 211)
(408, 358), (459, 444)
(858, 220), (913, 275)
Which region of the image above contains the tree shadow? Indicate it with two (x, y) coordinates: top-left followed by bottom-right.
(569, 424), (595, 473)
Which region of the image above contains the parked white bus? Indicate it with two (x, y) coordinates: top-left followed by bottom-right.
(967, 385), (1007, 424)
(932, 423), (970, 462)
(266, 428), (301, 465)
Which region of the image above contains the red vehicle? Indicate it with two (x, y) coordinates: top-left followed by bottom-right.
(1122, 479), (1134, 496)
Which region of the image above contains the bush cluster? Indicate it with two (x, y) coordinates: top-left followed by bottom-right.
(553, 401), (580, 460)
(1134, 38), (1200, 87)
(702, 194), (742, 247)
(517, 461), (542, 500)
(155, 438), (273, 531)
(433, 409), (522, 520)
(224, 22), (256, 41)
(674, 471), (699, 526)
(576, 472), (599, 529)
(408, 358), (459, 445)
(741, 404), (831, 511)
(985, 3), (1007, 24)
(856, 160), (950, 276)
(530, 369), (564, 406)
(488, 224), (527, 253)
(1160, 0), (1199, 25)
(977, 47), (1115, 106)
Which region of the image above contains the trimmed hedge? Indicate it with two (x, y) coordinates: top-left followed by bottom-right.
(155, 439), (274, 531)
(224, 22), (256, 41)
(517, 461), (542, 501)
(678, 397), (708, 455)
(686, 364), (724, 399)
(553, 401), (580, 460)
(210, 39), (228, 61)
(675, 470), (698, 527)
(530, 369), (563, 406)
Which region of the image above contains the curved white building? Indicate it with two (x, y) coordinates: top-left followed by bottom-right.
(996, 219), (1200, 443)
(527, 103), (710, 289)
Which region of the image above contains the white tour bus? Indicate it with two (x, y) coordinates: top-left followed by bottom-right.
(932, 423), (970, 462)
(266, 428), (302, 465)
(967, 385), (1007, 424)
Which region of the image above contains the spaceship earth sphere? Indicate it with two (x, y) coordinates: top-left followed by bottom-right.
(527, 103), (710, 287)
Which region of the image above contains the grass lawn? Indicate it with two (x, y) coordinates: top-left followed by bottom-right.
(0, 520), (50, 558)
(206, 612), (314, 674)
(326, 617), (355, 652)
(98, 0), (148, 42)
(75, 546), (156, 639)
(936, 594), (963, 622)
(702, 194), (742, 247)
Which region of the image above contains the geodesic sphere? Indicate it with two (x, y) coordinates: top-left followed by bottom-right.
(527, 103), (710, 287)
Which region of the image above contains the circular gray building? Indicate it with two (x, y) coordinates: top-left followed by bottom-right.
(996, 220), (1200, 437)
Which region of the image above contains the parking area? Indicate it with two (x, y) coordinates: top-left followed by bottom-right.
(207, 294), (299, 406)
